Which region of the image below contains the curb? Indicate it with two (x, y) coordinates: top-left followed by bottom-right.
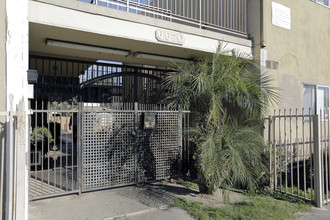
(105, 206), (169, 220)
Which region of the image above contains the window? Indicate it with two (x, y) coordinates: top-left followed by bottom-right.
(303, 84), (330, 119)
(313, 0), (329, 7)
(303, 84), (316, 115)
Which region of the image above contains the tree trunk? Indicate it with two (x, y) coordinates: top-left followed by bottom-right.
(197, 166), (215, 194)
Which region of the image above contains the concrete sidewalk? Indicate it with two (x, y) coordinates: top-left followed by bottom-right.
(297, 204), (330, 220)
(29, 184), (195, 220)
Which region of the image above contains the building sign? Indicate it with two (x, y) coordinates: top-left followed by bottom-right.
(272, 2), (291, 30)
(155, 29), (185, 46)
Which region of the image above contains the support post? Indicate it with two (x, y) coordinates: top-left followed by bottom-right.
(313, 114), (323, 208)
(134, 102), (139, 184)
(78, 102), (83, 195)
(15, 97), (28, 220)
(178, 105), (183, 177)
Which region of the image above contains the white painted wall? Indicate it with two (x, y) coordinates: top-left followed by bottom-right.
(6, 0), (29, 219)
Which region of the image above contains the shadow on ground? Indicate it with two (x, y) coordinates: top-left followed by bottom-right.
(117, 182), (198, 207)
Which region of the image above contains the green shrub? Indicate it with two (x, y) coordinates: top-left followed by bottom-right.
(164, 43), (278, 194)
(30, 126), (54, 145)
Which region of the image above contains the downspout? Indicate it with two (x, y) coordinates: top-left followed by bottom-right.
(260, 0), (266, 48)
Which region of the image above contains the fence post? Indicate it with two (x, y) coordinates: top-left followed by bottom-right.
(78, 102), (83, 195)
(268, 116), (274, 190)
(313, 114), (323, 208)
(134, 102), (139, 184)
(178, 105), (183, 177)
(272, 115), (277, 190)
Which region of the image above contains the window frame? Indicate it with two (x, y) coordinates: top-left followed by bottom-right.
(312, 0), (330, 8)
(316, 85), (330, 120)
(303, 83), (316, 115)
(303, 83), (330, 120)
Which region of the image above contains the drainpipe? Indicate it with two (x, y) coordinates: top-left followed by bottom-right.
(6, 94), (14, 220)
(260, 0), (266, 48)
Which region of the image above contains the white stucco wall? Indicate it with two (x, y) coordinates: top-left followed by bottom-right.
(6, 0), (29, 219)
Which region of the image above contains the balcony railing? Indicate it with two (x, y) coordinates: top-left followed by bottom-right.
(83, 0), (247, 36)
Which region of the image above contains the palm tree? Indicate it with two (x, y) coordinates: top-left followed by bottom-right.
(164, 44), (278, 194)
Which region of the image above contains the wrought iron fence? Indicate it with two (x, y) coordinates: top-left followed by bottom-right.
(84, 0), (247, 35)
(266, 108), (330, 208)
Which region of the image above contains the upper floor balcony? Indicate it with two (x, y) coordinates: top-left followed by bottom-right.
(79, 0), (247, 36)
(28, 0), (252, 67)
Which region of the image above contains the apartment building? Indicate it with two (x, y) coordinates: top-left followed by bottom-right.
(261, 0), (329, 114)
(0, 0), (328, 219)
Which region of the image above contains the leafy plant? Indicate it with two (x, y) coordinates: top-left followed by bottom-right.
(191, 121), (269, 194)
(180, 181), (199, 191)
(164, 43), (279, 194)
(30, 126), (54, 146)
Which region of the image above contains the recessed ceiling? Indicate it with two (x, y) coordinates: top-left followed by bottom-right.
(29, 22), (212, 67)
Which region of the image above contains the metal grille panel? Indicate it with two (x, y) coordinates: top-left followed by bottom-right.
(82, 106), (182, 191)
(82, 111), (136, 191)
(138, 112), (180, 182)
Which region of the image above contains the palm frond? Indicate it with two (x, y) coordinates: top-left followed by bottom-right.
(163, 42), (278, 195)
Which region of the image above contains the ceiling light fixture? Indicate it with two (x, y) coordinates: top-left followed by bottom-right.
(45, 39), (130, 56)
(134, 52), (193, 64)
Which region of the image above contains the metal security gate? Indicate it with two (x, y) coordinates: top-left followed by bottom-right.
(137, 106), (181, 182)
(29, 109), (80, 200)
(28, 55), (189, 200)
(81, 103), (183, 191)
(82, 107), (136, 191)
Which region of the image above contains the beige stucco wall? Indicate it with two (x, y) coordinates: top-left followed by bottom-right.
(0, 0), (6, 110)
(0, 0), (6, 218)
(262, 0), (330, 111)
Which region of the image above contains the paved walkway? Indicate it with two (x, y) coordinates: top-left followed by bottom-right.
(297, 204), (330, 220)
(31, 182), (330, 220)
(29, 184), (195, 220)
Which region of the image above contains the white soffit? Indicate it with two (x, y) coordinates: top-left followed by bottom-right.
(29, 0), (252, 57)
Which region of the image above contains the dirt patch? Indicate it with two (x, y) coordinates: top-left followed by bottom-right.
(183, 188), (247, 208)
